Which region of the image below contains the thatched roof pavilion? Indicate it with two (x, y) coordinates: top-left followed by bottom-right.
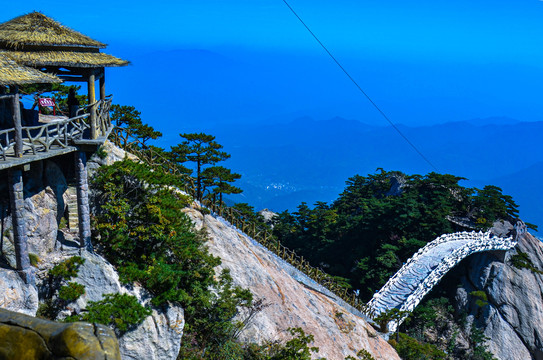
(0, 11), (128, 139)
(0, 53), (60, 86)
(0, 12), (128, 77)
(0, 11), (106, 49)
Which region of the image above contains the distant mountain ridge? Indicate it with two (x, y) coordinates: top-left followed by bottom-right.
(210, 117), (543, 231)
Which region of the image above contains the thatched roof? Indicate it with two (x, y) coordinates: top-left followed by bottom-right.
(0, 53), (60, 85)
(4, 51), (129, 68)
(0, 12), (106, 49)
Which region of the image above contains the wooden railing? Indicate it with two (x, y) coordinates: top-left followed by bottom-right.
(22, 115), (90, 155)
(0, 96), (115, 162)
(96, 97), (112, 137)
(0, 114), (90, 160)
(111, 127), (370, 316)
(0, 127), (16, 161)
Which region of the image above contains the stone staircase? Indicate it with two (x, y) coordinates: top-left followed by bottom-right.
(65, 185), (79, 231)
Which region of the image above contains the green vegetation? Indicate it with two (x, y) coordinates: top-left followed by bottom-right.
(170, 132), (234, 201)
(510, 250), (543, 274)
(58, 282), (85, 302)
(345, 349), (376, 360)
(272, 170), (521, 301)
(469, 291), (489, 308)
(373, 308), (410, 333)
(92, 159), (219, 308)
(399, 295), (496, 359)
(389, 333), (447, 360)
(66, 293), (151, 333)
(37, 256), (86, 320)
(28, 253), (40, 267)
(92, 159), (259, 357)
(111, 104), (162, 146)
(49, 256), (85, 279)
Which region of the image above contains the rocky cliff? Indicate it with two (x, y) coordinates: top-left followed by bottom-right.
(185, 206), (400, 360)
(455, 223), (543, 360)
(0, 149), (183, 360)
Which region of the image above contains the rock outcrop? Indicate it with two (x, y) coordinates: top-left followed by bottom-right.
(1, 160), (66, 269)
(65, 250), (184, 360)
(0, 147), (184, 360)
(0, 307), (120, 360)
(455, 221), (543, 360)
(0, 267), (38, 316)
(185, 207), (400, 360)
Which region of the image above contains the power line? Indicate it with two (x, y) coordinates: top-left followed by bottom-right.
(280, 0), (439, 172)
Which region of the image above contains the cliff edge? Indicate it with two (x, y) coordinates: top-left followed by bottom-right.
(185, 207), (400, 360)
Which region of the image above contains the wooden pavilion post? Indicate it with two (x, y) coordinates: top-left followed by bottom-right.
(88, 72), (97, 139)
(8, 167), (33, 284)
(75, 151), (92, 250)
(99, 69), (106, 101)
(10, 86), (23, 157)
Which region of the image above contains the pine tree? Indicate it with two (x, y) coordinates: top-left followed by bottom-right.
(111, 105), (162, 146)
(201, 166), (242, 205)
(171, 133), (230, 200)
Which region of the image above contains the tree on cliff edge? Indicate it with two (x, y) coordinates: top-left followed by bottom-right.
(170, 133), (231, 200)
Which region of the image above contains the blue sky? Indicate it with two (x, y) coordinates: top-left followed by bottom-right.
(3, 1), (543, 128)
(3, 2), (543, 227)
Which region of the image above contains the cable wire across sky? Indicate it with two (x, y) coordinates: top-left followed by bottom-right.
(281, 0), (439, 172)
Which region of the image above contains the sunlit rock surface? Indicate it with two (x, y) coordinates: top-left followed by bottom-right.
(456, 224), (543, 360)
(185, 207), (400, 360)
(0, 268), (38, 316)
(0, 307), (121, 360)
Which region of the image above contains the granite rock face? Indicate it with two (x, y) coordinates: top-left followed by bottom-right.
(1, 161), (65, 269)
(0, 268), (38, 316)
(0, 307), (121, 360)
(0, 148), (184, 360)
(455, 224), (543, 360)
(59, 250), (185, 360)
(118, 305), (184, 360)
(185, 207), (400, 360)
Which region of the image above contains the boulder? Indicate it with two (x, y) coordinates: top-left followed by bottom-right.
(118, 305), (184, 360)
(0, 307), (121, 360)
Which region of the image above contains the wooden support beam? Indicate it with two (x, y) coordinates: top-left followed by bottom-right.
(99, 69), (106, 101)
(88, 73), (97, 139)
(75, 151), (92, 250)
(8, 167), (33, 284)
(10, 86), (23, 157)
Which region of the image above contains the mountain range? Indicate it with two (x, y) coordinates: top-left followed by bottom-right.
(205, 117), (542, 232)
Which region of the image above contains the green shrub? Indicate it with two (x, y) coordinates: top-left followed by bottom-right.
(58, 282), (85, 302)
(510, 250), (543, 274)
(469, 327), (497, 360)
(67, 293), (151, 333)
(50, 256), (85, 280)
(470, 291), (489, 308)
(38, 256), (86, 321)
(268, 327), (320, 360)
(28, 253), (40, 267)
(59, 217), (68, 230)
(389, 333), (447, 360)
(345, 349), (376, 360)
(92, 159), (220, 309)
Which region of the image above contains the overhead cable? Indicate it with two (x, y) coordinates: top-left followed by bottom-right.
(281, 0), (438, 171)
